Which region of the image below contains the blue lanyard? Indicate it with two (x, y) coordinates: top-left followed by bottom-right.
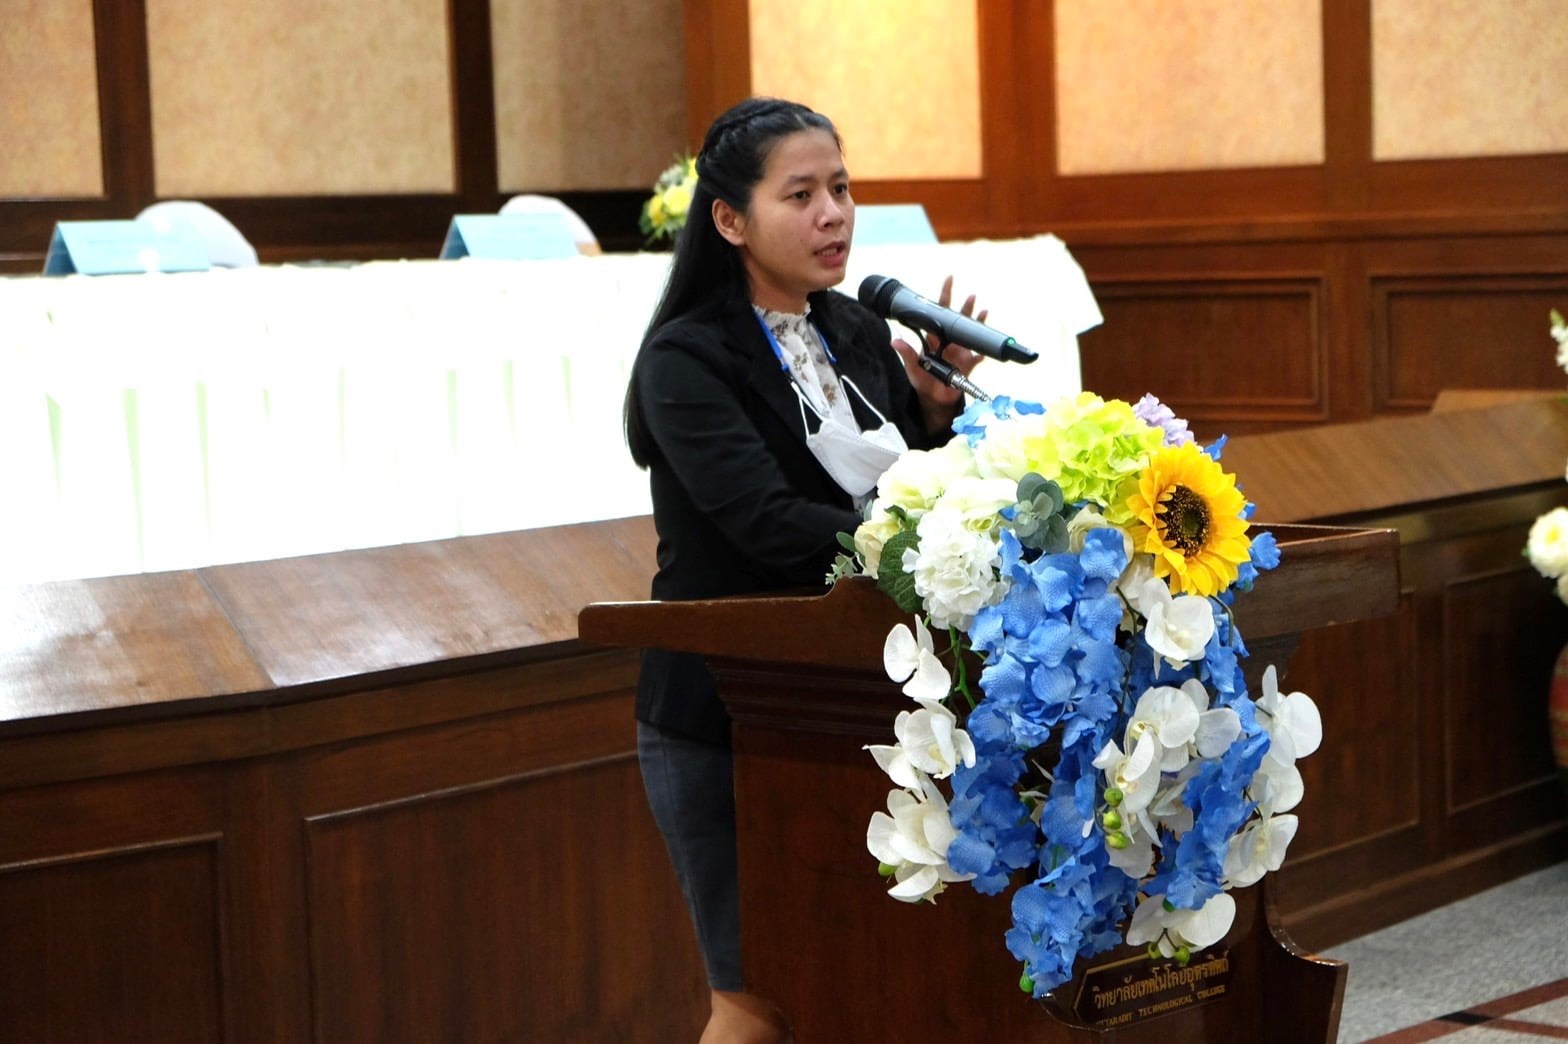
(753, 310), (837, 372)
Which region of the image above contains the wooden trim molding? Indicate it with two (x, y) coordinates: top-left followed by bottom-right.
(682, 0), (751, 145)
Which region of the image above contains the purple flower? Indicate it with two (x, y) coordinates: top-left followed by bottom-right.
(1133, 393), (1195, 447)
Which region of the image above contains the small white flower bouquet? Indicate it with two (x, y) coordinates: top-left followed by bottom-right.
(1525, 309), (1568, 603)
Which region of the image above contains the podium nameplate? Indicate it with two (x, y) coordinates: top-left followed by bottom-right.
(1068, 949), (1234, 1029)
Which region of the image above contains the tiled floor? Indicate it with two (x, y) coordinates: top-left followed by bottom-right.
(1365, 978), (1568, 1041)
(1324, 862), (1568, 1043)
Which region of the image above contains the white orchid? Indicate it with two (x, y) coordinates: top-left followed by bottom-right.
(1104, 803), (1158, 877)
(1250, 758), (1305, 815)
(1149, 762), (1200, 835)
(1255, 665), (1322, 768)
(1115, 553), (1159, 631)
(1093, 732), (1162, 815)
(1126, 891), (1237, 957)
(867, 698), (975, 785)
(1125, 682), (1202, 772)
(1177, 679), (1242, 760)
(1137, 578), (1216, 668)
(865, 775), (974, 903)
(1223, 813), (1300, 888)
(882, 616), (951, 701)
(1119, 561), (1161, 616)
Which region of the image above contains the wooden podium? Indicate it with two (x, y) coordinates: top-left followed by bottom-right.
(580, 523), (1399, 1041)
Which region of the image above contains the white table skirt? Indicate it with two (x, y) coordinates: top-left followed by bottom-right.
(0, 236), (1100, 583)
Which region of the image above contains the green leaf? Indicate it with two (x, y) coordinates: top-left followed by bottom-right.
(826, 553), (859, 584)
(1017, 472), (1049, 502)
(876, 531), (924, 614)
(1042, 516), (1070, 554)
(836, 530), (857, 552)
(1039, 479), (1065, 515)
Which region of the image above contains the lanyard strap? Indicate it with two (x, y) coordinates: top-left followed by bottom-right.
(752, 309), (837, 371)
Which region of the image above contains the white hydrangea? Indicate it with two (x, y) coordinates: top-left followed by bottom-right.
(1527, 507), (1568, 579)
(902, 505), (1004, 630)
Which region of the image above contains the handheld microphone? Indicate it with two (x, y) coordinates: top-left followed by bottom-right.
(858, 275), (1038, 365)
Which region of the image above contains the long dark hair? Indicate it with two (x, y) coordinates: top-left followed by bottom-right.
(624, 97), (841, 468)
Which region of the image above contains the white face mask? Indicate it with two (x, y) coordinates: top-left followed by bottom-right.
(795, 377), (908, 498)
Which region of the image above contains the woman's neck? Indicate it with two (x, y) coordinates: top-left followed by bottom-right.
(748, 280), (809, 315)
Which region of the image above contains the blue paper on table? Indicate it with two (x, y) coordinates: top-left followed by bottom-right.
(42, 220), (211, 276)
(853, 204), (938, 246)
(440, 213), (580, 260)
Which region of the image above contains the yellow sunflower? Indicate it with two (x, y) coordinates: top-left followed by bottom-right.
(1126, 443), (1251, 597)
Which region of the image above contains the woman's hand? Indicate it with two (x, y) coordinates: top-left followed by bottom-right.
(890, 275), (986, 435)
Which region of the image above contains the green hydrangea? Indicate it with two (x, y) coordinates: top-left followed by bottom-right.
(1034, 393), (1164, 524)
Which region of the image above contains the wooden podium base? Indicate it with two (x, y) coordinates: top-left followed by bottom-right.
(579, 525), (1398, 1041)
(725, 693), (1344, 1043)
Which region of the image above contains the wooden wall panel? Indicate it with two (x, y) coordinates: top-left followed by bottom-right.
(0, 843), (224, 1042)
(305, 754), (701, 1041)
(1406, 518), (1568, 869)
(1442, 567), (1566, 815)
(0, 768), (230, 1041)
(1268, 607), (1434, 935)
(1079, 278), (1325, 426)
(293, 686), (706, 1042)
(1375, 276), (1568, 411)
(1285, 608), (1420, 861)
(0, 658), (707, 1041)
(1269, 495), (1568, 950)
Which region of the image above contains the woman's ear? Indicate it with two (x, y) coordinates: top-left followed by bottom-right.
(712, 198), (746, 247)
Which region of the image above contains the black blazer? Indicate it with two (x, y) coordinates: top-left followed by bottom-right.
(630, 289), (944, 744)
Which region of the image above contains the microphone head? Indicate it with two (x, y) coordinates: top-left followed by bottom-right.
(857, 274), (901, 316)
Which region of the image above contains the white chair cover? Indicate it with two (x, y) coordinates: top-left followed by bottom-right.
(136, 201), (260, 268)
(499, 195), (600, 254)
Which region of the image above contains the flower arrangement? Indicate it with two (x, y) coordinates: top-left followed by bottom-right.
(1526, 310), (1568, 602)
(837, 391), (1321, 998)
(639, 154), (698, 244)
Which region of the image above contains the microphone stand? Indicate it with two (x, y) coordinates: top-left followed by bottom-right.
(901, 323), (991, 402)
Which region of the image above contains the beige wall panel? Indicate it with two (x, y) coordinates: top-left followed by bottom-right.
(749, 0), (981, 181)
(1055, 0), (1324, 175)
(147, 0), (454, 196)
(1372, 0), (1568, 160)
(0, 0), (103, 197)
(492, 0), (686, 192)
